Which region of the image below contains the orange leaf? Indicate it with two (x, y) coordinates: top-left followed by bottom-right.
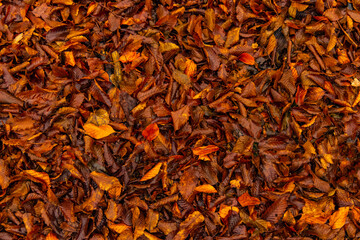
(83, 123), (115, 139)
(219, 206), (239, 218)
(45, 232), (58, 240)
(108, 222), (131, 234)
(140, 162), (163, 181)
(238, 53), (255, 65)
(329, 207), (349, 229)
(237, 192), (261, 207)
(192, 145), (219, 156)
(23, 170), (50, 188)
(90, 171), (122, 199)
(194, 184), (217, 193)
(64, 51), (76, 66)
(119, 51), (140, 63)
(184, 59), (197, 77)
(142, 123), (159, 141)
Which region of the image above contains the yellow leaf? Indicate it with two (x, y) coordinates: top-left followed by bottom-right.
(159, 42), (179, 53)
(194, 184), (217, 193)
(108, 222), (131, 234)
(83, 123), (115, 139)
(90, 171), (122, 199)
(329, 207), (349, 229)
(45, 232), (58, 240)
(140, 162), (163, 181)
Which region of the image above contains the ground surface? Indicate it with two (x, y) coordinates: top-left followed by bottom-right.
(1, 0), (360, 239)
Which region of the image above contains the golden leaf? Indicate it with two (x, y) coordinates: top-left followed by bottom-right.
(52, 0), (73, 5)
(108, 222), (131, 234)
(119, 51), (140, 63)
(184, 59), (197, 77)
(225, 27), (240, 48)
(64, 51), (76, 66)
(86, 2), (98, 15)
(329, 207), (349, 229)
(90, 171), (122, 199)
(266, 35), (277, 55)
(140, 162), (163, 182)
(142, 123), (159, 141)
(194, 184), (217, 193)
(219, 206), (239, 218)
(83, 123), (115, 139)
(45, 232), (58, 240)
(283, 210), (296, 226)
(144, 231), (162, 240)
(159, 42), (179, 53)
(237, 192), (260, 207)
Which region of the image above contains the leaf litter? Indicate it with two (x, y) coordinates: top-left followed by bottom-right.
(0, 0), (360, 239)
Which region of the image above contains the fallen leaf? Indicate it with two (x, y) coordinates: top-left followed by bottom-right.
(140, 162), (163, 181)
(238, 53), (255, 65)
(142, 123), (160, 141)
(194, 184), (217, 193)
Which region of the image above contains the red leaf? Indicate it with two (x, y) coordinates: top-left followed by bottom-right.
(238, 53), (255, 65)
(142, 123), (159, 141)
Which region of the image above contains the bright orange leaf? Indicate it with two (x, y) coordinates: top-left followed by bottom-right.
(238, 192), (261, 207)
(194, 184), (217, 193)
(238, 53), (255, 65)
(140, 162), (163, 181)
(192, 145), (219, 156)
(83, 123), (115, 139)
(142, 123), (159, 141)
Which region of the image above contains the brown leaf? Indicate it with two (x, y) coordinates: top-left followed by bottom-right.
(90, 171), (122, 199)
(171, 105), (190, 131)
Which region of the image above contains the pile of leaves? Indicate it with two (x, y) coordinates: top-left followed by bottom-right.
(1, 0), (360, 239)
